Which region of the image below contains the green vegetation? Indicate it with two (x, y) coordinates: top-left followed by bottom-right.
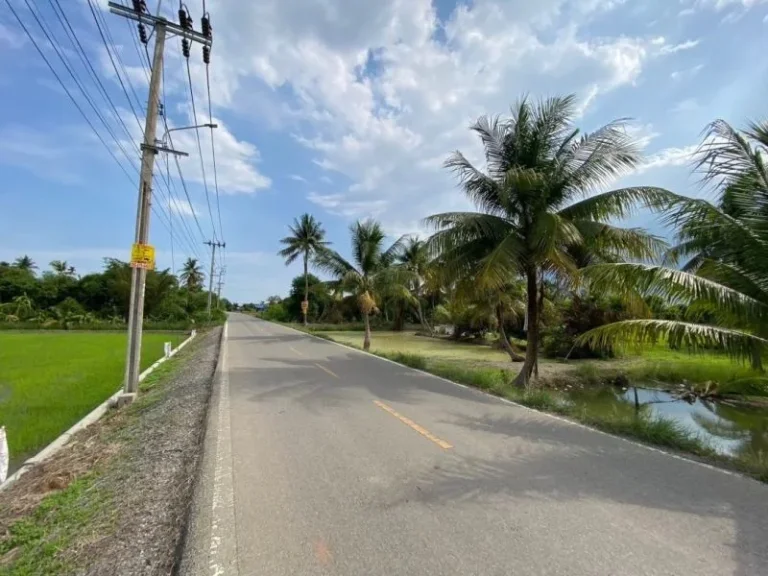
(0, 256), (228, 330)
(0, 331), (186, 465)
(0, 332), (200, 575)
(0, 475), (107, 576)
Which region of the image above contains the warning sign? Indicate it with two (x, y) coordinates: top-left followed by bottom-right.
(130, 243), (156, 270)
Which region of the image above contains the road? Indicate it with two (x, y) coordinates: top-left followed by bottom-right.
(182, 313), (768, 576)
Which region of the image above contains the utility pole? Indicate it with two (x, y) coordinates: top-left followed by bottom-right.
(216, 267), (225, 309)
(205, 240), (225, 318)
(109, 1), (213, 402)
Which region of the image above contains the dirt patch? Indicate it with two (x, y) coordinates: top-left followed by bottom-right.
(0, 327), (221, 575)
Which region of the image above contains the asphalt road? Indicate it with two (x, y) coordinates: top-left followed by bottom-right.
(183, 313), (768, 576)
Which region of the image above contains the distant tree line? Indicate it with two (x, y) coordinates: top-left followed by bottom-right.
(0, 256), (228, 328)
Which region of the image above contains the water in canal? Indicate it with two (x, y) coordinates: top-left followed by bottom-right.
(563, 386), (768, 456)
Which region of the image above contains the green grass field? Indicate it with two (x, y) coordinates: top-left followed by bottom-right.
(0, 331), (187, 467)
(322, 330), (766, 393)
(323, 330), (514, 362)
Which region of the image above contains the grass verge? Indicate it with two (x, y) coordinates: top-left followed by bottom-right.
(0, 330), (214, 575)
(305, 328), (768, 483)
(0, 331), (188, 468)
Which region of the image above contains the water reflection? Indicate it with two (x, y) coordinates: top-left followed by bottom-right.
(564, 386), (768, 456)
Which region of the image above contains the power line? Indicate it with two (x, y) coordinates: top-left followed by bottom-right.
(185, 58), (218, 242)
(84, 1), (201, 258)
(140, 42), (209, 246)
(205, 64), (224, 243)
(8, 0), (185, 250)
(82, 0), (143, 133)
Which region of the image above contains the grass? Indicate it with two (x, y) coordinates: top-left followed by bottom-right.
(0, 475), (108, 576)
(310, 329), (768, 482)
(0, 331), (187, 467)
(321, 330), (514, 362)
(0, 333), (197, 575)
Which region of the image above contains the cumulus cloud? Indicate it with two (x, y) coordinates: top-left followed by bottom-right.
(636, 145), (699, 174)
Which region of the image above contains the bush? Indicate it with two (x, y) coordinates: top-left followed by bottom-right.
(261, 302), (291, 322)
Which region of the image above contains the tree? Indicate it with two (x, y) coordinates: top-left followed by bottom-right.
(50, 260), (76, 277)
(278, 214), (330, 326)
(13, 255), (37, 272)
(179, 258), (205, 292)
(396, 236), (435, 335)
(286, 273), (330, 322)
(579, 119), (768, 369)
(426, 94), (672, 387)
(315, 220), (405, 350)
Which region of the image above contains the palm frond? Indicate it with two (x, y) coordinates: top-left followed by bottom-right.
(558, 187), (678, 220)
(562, 119), (643, 192)
(444, 151), (507, 216)
(577, 319), (768, 365)
(580, 263), (768, 321)
(313, 249), (357, 279)
(696, 119), (768, 195)
(572, 220), (667, 262)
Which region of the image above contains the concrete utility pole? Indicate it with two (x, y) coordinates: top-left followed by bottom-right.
(122, 22), (166, 400)
(216, 267), (225, 309)
(109, 1), (213, 401)
(205, 240), (225, 318)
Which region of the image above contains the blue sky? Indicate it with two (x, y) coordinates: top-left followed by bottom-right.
(0, 0), (767, 303)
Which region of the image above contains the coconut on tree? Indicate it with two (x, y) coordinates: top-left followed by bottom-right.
(426, 94), (674, 387)
(278, 214), (330, 326)
(314, 220), (405, 350)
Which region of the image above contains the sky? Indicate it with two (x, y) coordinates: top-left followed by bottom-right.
(0, 0), (767, 304)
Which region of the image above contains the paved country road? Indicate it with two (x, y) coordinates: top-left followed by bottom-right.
(182, 313), (768, 576)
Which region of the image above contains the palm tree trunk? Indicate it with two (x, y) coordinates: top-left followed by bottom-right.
(415, 298), (433, 336)
(363, 312), (371, 351)
(513, 266), (539, 388)
(303, 253), (309, 326)
(497, 306), (524, 362)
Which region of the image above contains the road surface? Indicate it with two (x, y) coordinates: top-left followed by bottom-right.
(182, 313), (768, 575)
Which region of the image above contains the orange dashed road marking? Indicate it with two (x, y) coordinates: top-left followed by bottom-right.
(373, 400), (453, 450)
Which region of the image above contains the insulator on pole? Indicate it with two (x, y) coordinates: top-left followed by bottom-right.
(182, 38), (190, 58)
(178, 8), (188, 29)
(201, 15), (211, 38)
(202, 45), (210, 64)
(138, 22), (148, 44)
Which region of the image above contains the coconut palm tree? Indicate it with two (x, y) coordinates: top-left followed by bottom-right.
(395, 236), (436, 335)
(314, 220), (405, 350)
(179, 258), (205, 292)
(426, 94), (673, 387)
(13, 255), (36, 272)
(578, 119), (768, 369)
(278, 214), (330, 325)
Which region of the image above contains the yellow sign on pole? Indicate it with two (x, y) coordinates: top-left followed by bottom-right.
(130, 243), (156, 270)
(301, 300), (309, 313)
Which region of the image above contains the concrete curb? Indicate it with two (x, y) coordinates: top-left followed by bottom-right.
(0, 330), (197, 493)
(271, 320), (753, 482)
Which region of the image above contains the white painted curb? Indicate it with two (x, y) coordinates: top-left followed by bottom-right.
(268, 319), (753, 482)
(0, 330), (197, 493)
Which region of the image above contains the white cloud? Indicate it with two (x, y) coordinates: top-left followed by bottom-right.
(319, 175), (333, 184)
(289, 174), (307, 182)
(170, 117), (271, 194)
(658, 39), (700, 54)
(636, 145), (698, 174)
(201, 0), (692, 233)
(670, 64), (704, 80)
(167, 197), (198, 217)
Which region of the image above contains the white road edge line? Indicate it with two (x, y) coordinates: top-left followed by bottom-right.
(265, 318), (755, 483)
(0, 330), (197, 493)
(208, 322), (239, 576)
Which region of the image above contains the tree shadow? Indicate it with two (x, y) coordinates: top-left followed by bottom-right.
(392, 411), (768, 576)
